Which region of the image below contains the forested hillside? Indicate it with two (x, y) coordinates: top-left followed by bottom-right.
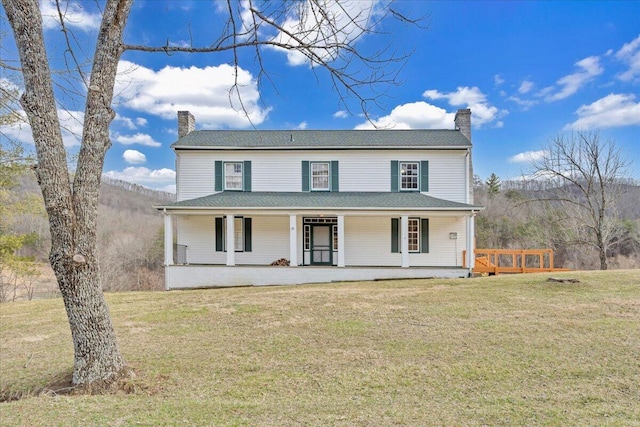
(475, 178), (640, 270)
(6, 171), (174, 297)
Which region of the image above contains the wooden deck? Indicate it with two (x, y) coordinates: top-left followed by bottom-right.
(463, 248), (569, 275)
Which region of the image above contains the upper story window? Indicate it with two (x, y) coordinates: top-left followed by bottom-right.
(391, 160), (427, 192)
(302, 160), (338, 192)
(225, 162), (243, 190)
(400, 162), (419, 191)
(215, 160), (251, 192)
(311, 162), (330, 191)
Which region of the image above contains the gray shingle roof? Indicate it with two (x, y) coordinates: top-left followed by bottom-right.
(172, 129), (471, 149)
(156, 192), (481, 211)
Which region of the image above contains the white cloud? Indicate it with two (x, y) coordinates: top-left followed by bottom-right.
(543, 56), (603, 102)
(114, 60), (270, 129)
(494, 74), (505, 86)
(40, 0), (101, 31)
(424, 87), (485, 105)
(423, 86), (506, 127)
(123, 149), (147, 165)
(0, 108), (84, 148)
(615, 34), (640, 82)
(355, 102), (454, 130)
(518, 80), (534, 94)
(333, 110), (349, 119)
(508, 150), (548, 164)
(115, 114), (148, 130)
(295, 121), (308, 130)
(103, 167), (176, 192)
(507, 96), (538, 110)
(113, 132), (162, 147)
(268, 0), (384, 66)
(564, 93), (640, 130)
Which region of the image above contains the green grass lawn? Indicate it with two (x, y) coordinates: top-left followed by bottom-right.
(1, 270), (639, 426)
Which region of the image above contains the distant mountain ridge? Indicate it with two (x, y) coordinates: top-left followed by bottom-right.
(100, 176), (175, 203)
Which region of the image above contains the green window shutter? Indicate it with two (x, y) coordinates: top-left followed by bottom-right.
(244, 217), (252, 252)
(243, 161), (252, 192)
(421, 218), (429, 253)
(331, 160), (339, 192)
(390, 160), (399, 192)
(391, 218), (399, 253)
(302, 161), (310, 192)
(215, 161), (223, 191)
(420, 160), (429, 192)
(215, 217), (223, 251)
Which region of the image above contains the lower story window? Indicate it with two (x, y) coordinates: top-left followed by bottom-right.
(391, 217), (429, 254)
(223, 217), (243, 251)
(215, 216), (252, 252)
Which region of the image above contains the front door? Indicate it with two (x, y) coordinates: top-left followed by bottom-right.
(311, 225), (332, 265)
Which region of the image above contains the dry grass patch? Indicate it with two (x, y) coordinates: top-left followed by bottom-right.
(1, 270), (639, 425)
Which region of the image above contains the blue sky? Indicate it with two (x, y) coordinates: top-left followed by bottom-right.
(1, 0), (639, 192)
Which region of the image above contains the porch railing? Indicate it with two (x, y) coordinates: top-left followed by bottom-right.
(462, 248), (569, 275)
(173, 244), (188, 265)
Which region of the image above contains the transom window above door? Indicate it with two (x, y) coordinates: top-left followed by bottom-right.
(311, 162), (330, 191)
(224, 162), (243, 190)
(400, 162), (419, 190)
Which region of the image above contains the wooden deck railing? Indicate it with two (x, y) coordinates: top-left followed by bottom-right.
(462, 249), (568, 275)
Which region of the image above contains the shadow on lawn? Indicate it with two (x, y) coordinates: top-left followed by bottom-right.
(0, 365), (146, 402)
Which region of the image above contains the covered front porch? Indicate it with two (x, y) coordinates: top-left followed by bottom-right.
(156, 192), (481, 289)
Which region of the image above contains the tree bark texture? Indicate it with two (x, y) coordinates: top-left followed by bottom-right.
(3, 0), (132, 387)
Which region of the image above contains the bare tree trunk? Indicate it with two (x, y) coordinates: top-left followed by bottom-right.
(3, 0), (131, 388)
(597, 234), (608, 270)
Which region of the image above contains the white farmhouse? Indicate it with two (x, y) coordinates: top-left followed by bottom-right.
(156, 109), (482, 289)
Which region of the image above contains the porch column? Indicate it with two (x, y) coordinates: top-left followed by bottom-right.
(337, 215), (345, 267)
(401, 215), (409, 268)
(289, 214), (298, 266)
(468, 214), (475, 270)
(163, 212), (173, 266)
(226, 214), (235, 266)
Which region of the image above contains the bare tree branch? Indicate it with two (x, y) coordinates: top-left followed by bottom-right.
(528, 131), (631, 269)
(122, 0), (423, 123)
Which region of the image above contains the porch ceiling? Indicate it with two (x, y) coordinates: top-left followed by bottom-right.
(156, 191), (482, 212)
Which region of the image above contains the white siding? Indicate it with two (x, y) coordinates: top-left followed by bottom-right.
(427, 153), (468, 203)
(177, 216), (219, 264)
(235, 217), (290, 265)
(177, 213), (469, 268)
(176, 152), (215, 201)
(408, 216), (468, 267)
(178, 215), (291, 266)
(343, 215), (467, 267)
(176, 149), (469, 202)
(344, 217), (399, 266)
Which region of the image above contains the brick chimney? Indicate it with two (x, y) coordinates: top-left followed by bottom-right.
(178, 111), (195, 138)
(454, 108), (471, 142)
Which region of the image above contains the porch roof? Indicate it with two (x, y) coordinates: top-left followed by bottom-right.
(156, 192), (482, 212)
